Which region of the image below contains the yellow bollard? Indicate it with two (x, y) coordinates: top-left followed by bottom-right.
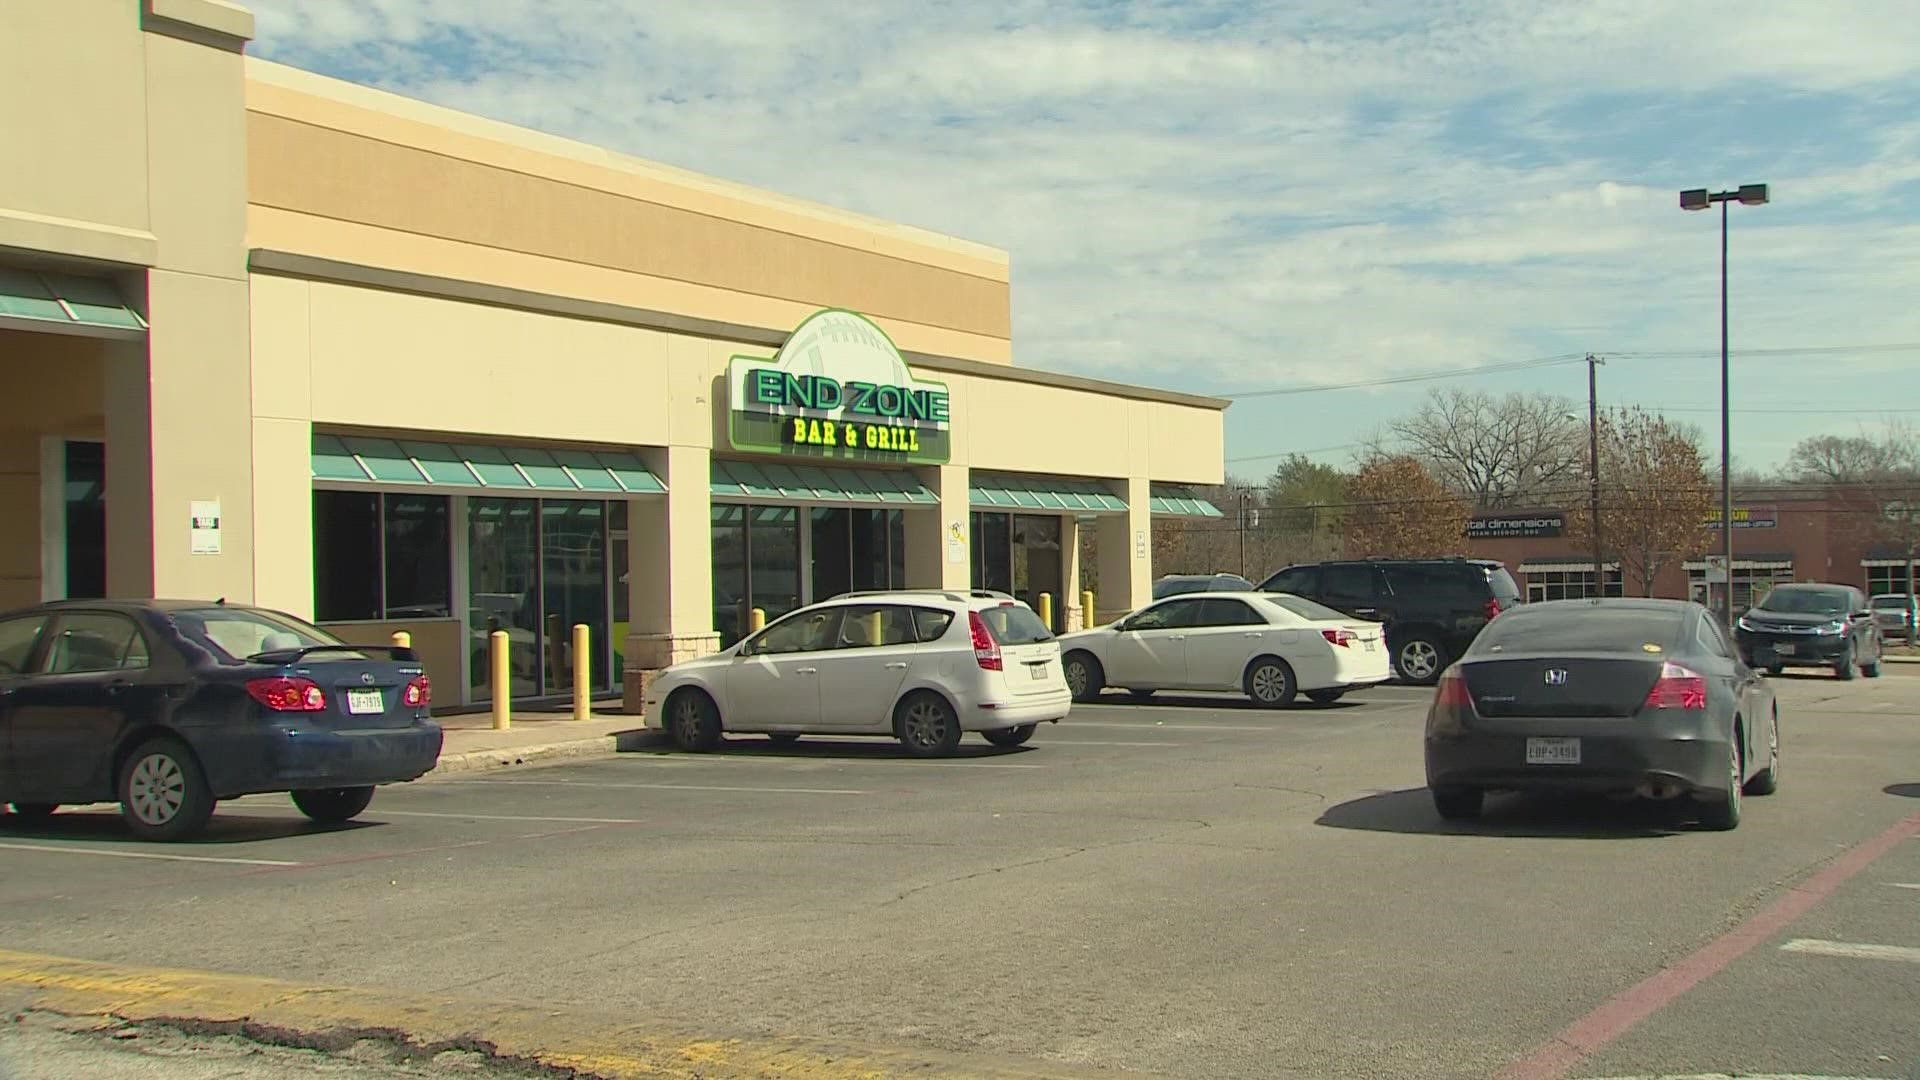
(390, 630), (411, 650)
(571, 623), (591, 722)
(864, 609), (883, 645)
(490, 630), (511, 731)
(749, 607), (766, 633)
(1082, 590), (1096, 628)
(1038, 592), (1053, 630)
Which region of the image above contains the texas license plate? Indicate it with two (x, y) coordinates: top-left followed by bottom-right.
(1364, 638), (1377, 652)
(1028, 663), (1048, 680)
(1525, 737), (1581, 765)
(1773, 643), (1795, 656)
(346, 688), (385, 715)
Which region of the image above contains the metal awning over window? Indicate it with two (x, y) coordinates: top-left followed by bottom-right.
(313, 435), (665, 494)
(710, 458), (937, 505)
(0, 267), (147, 339)
(970, 472), (1126, 513)
(1149, 484), (1225, 518)
(1684, 555), (1793, 571)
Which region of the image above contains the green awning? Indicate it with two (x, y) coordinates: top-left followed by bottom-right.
(0, 267), (147, 338)
(710, 459), (937, 504)
(1150, 484), (1225, 518)
(970, 473), (1127, 513)
(312, 435), (665, 494)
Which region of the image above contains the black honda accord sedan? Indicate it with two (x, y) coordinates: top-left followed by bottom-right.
(0, 600), (442, 840)
(1423, 598), (1777, 830)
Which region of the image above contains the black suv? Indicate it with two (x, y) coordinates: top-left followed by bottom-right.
(1734, 582), (1884, 679)
(1256, 558), (1522, 684)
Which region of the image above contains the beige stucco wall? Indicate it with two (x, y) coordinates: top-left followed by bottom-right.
(0, 331), (109, 607)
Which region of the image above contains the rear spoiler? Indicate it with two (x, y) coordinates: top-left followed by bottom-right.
(248, 644), (418, 663)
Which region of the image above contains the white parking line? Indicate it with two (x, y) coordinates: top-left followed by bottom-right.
(599, 755), (1048, 771)
(1061, 721), (1282, 732)
(1779, 938), (1920, 965)
(434, 779), (868, 795)
(1046, 740), (1190, 747)
(0, 841), (298, 867)
(1887, 883), (1920, 890)
(238, 806), (645, 825)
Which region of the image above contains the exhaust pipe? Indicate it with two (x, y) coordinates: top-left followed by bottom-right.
(1636, 780), (1684, 800)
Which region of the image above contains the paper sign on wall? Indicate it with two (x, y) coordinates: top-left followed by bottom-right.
(190, 500), (222, 555)
(1134, 530), (1147, 560)
(947, 521), (966, 564)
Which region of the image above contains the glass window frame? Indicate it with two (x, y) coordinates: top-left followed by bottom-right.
(43, 612), (148, 676)
(313, 490), (455, 623)
(1123, 597), (1206, 632)
(0, 614), (51, 677)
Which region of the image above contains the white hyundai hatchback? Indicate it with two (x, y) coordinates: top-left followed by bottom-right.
(644, 591), (1071, 756)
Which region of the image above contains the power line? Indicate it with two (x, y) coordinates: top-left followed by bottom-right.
(1215, 353), (1587, 399)
(1224, 442), (1362, 464)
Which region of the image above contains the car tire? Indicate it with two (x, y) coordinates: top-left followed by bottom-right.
(1431, 786), (1483, 821)
(1305, 689), (1344, 706)
(1862, 656), (1882, 678)
(6, 803), (58, 824)
(1697, 734), (1744, 831)
(667, 689), (723, 753)
(1744, 712), (1779, 796)
(1834, 648), (1855, 680)
(1245, 656), (1298, 708)
(290, 786), (375, 824)
(1394, 634), (1446, 685)
(1766, 664), (1784, 676)
(118, 737), (215, 842)
(767, 732), (802, 746)
(983, 724), (1036, 748)
(895, 692), (962, 758)
(1063, 651), (1104, 703)
(1128, 688), (1155, 702)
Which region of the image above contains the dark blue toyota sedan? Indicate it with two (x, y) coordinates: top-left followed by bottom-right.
(0, 600), (443, 840)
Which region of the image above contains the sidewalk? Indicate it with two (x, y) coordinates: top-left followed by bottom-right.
(429, 707), (666, 776)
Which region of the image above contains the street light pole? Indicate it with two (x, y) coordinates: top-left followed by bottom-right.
(1681, 183), (1769, 626)
(1587, 354), (1604, 597)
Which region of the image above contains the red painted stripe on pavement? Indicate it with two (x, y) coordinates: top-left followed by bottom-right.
(1498, 810), (1920, 1080)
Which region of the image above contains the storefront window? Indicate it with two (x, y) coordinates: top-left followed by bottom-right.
(1523, 568), (1623, 603)
(1013, 515), (1064, 629)
(1866, 564), (1916, 596)
(713, 505), (748, 648)
(751, 506), (801, 624)
(610, 502), (629, 680)
(1688, 565), (1795, 616)
(313, 492), (452, 622)
(64, 440), (106, 600)
(541, 500), (610, 693)
(469, 498), (540, 700)
(314, 491), (381, 621)
(971, 512), (1013, 594)
(811, 507), (853, 600)
(383, 495), (452, 617)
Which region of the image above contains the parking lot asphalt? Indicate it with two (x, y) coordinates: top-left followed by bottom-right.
(1, 675), (1917, 1079)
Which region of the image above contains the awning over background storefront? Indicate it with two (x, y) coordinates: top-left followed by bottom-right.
(970, 472), (1127, 513)
(313, 434), (665, 494)
(1149, 484), (1225, 518)
(709, 458), (937, 505)
(1683, 554), (1794, 571)
(0, 266), (147, 339)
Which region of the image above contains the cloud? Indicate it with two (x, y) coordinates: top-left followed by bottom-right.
(243, 0), (1920, 471)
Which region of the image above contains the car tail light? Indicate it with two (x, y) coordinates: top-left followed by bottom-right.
(246, 676), (327, 712)
(1429, 668), (1474, 735)
(1321, 628), (1356, 648)
(403, 675), (432, 708)
(1644, 662), (1707, 710)
(968, 611), (1003, 671)
(1484, 597), (1503, 621)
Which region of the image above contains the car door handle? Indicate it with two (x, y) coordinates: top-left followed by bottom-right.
(1243, 632), (1264, 639)
(796, 667), (818, 675)
(885, 662), (909, 670)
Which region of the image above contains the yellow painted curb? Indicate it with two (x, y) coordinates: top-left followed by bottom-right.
(0, 949), (1115, 1079)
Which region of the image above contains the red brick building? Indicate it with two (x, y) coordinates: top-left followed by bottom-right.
(1463, 495), (1918, 613)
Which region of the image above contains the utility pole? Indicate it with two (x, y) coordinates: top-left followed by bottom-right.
(1238, 489), (1249, 579)
(1587, 353), (1604, 598)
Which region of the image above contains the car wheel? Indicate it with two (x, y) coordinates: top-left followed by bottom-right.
(667, 689), (723, 752)
(1766, 664), (1784, 676)
(767, 732), (802, 746)
(1834, 648), (1856, 680)
(1697, 734), (1744, 831)
(1063, 651), (1104, 702)
(1128, 688), (1154, 702)
(1395, 635), (1445, 685)
(1431, 786), (1483, 821)
(6, 803), (58, 824)
(1862, 657), (1882, 678)
(1245, 656), (1298, 708)
(290, 786), (375, 824)
(118, 737), (215, 841)
(983, 724), (1036, 748)
(1305, 689), (1344, 706)
(896, 692), (962, 758)
(1744, 712), (1779, 796)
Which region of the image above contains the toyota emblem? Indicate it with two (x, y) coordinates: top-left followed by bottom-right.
(360, 673), (375, 685)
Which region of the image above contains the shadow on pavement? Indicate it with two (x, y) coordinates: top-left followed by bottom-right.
(1085, 692), (1373, 711)
(634, 737), (1038, 762)
(1316, 787), (1691, 839)
(1886, 783), (1920, 799)
(0, 808), (380, 845)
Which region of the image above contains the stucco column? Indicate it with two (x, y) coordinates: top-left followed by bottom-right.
(1094, 476), (1152, 623)
(1060, 514), (1085, 631)
(623, 444), (718, 711)
(905, 463), (971, 590)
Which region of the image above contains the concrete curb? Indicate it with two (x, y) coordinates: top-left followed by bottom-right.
(428, 728), (670, 778)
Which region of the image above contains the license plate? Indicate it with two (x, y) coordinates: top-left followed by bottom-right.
(346, 688), (385, 715)
(1363, 638), (1377, 652)
(1028, 663), (1048, 680)
(1774, 643), (1795, 656)
(1525, 737), (1581, 765)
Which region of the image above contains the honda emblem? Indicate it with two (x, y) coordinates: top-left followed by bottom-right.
(1544, 669), (1569, 686)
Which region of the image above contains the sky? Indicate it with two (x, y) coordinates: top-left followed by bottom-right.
(244, 0), (1920, 480)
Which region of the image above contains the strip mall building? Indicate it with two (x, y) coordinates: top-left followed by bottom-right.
(0, 1), (1227, 709)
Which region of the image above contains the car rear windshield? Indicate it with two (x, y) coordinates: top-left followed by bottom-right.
(1259, 594), (1350, 623)
(1757, 589), (1848, 616)
(173, 608), (345, 664)
(1872, 595), (1912, 609)
(977, 604), (1054, 644)
(1470, 606), (1683, 655)
(1485, 566), (1522, 604)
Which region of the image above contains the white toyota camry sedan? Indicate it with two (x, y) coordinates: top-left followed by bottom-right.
(1058, 591), (1391, 707)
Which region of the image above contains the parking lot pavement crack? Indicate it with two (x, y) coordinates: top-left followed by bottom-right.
(1230, 783), (1328, 802)
(881, 822), (1214, 907)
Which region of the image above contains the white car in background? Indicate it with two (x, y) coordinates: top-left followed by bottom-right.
(644, 591), (1070, 757)
(1058, 591), (1391, 707)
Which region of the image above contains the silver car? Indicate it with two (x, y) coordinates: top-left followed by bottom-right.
(1869, 593), (1917, 640)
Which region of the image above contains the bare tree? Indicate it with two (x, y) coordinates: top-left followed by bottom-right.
(1381, 387), (1586, 511)
(1787, 423), (1920, 594)
(1565, 408), (1712, 597)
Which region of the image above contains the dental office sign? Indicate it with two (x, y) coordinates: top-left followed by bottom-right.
(727, 309), (952, 464)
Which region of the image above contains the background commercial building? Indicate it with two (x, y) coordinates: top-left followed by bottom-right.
(1, 1), (1226, 709)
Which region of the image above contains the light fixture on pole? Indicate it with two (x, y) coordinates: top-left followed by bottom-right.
(1680, 182), (1769, 626)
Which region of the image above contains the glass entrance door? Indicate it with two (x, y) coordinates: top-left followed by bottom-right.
(541, 500), (610, 694)
(468, 498), (539, 700)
